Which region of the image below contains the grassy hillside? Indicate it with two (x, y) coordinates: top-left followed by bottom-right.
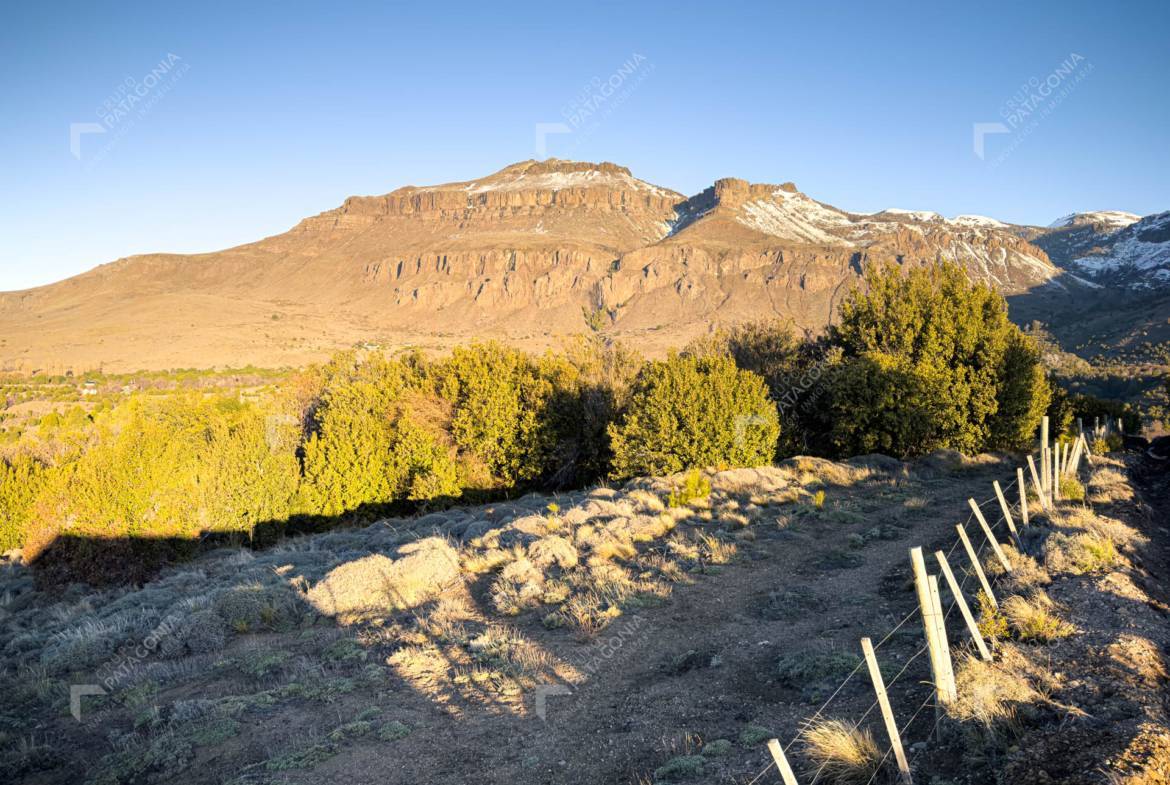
(2, 449), (1168, 784)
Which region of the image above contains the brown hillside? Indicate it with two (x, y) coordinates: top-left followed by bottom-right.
(0, 160), (1063, 372)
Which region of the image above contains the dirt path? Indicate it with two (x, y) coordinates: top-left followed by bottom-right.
(295, 457), (1015, 785)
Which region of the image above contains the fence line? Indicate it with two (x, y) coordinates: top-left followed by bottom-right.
(757, 418), (1090, 783)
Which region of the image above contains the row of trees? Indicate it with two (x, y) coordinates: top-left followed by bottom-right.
(2, 263), (1071, 568)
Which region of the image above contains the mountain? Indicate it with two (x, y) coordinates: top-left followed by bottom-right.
(1010, 211), (1170, 361)
(0, 159), (1084, 372)
(1040, 211), (1170, 289)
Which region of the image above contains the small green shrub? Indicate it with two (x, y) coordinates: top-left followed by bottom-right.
(1059, 476), (1086, 501)
(701, 739), (732, 757)
(738, 723), (773, 746)
(654, 755), (705, 780)
(667, 469), (712, 508)
(976, 591), (1009, 643)
(378, 720), (411, 741)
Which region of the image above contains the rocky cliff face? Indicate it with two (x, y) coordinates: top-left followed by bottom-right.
(0, 160), (1071, 371)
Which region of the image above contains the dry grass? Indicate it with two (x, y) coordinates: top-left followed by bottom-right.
(1046, 532), (1121, 575)
(801, 719), (884, 785)
(1003, 591), (1075, 643)
(1087, 466), (1133, 503)
(527, 536), (578, 570)
(999, 545), (1051, 590)
(305, 538), (461, 620)
(949, 644), (1044, 730)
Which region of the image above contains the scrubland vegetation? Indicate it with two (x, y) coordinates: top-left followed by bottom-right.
(0, 262), (1139, 580)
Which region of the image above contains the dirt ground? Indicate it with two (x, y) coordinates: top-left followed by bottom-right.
(3, 449), (1168, 785)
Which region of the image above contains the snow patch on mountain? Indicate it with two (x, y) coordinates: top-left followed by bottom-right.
(1048, 211), (1140, 230)
(735, 190), (853, 245)
(1072, 211), (1170, 285)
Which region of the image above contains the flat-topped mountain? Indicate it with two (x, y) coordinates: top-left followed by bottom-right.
(0, 159), (1154, 372)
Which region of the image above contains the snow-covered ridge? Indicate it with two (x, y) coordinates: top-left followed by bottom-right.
(735, 189), (853, 245)
(1048, 211), (1140, 230)
(1072, 211), (1170, 285)
(465, 168), (675, 196)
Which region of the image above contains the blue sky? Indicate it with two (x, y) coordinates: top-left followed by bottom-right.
(2, 0), (1167, 291)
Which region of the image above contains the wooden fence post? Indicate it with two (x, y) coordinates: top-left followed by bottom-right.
(927, 574), (957, 703)
(956, 523), (997, 608)
(861, 637), (913, 784)
(1040, 416), (1049, 493)
(934, 550), (991, 661)
(1017, 468), (1029, 527)
(1026, 455), (1049, 512)
(1066, 439), (1080, 478)
(766, 739), (799, 785)
(910, 547), (954, 707)
(1052, 443), (1061, 503)
(967, 498), (1011, 572)
(992, 480), (1021, 548)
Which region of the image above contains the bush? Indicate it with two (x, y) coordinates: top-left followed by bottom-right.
(0, 454), (49, 551)
(608, 353), (779, 479)
(306, 538), (462, 619)
(826, 262), (1049, 457)
(297, 353), (460, 517)
(692, 321), (834, 457)
(435, 342), (555, 485)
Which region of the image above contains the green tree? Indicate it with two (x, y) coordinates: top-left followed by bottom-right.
(827, 262), (1049, 457)
(608, 352), (779, 479)
(435, 342), (553, 486)
(691, 320), (837, 458)
(0, 454), (49, 551)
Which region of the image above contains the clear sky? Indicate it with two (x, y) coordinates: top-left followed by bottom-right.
(2, 0), (1167, 291)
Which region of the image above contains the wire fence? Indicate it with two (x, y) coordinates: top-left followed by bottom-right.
(740, 429), (1087, 785)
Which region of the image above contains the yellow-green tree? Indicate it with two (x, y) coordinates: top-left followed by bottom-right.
(608, 353), (779, 478)
(296, 353), (460, 517)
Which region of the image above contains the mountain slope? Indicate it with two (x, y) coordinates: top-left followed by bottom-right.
(0, 160), (1066, 371)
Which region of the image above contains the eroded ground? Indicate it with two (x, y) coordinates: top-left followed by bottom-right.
(2, 449), (1167, 784)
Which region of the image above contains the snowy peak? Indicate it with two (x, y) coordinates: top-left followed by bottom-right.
(1030, 208), (1170, 290)
(418, 159), (680, 197)
(1048, 211), (1140, 230)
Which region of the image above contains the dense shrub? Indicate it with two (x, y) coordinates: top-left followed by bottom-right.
(826, 262), (1049, 457)
(21, 394), (299, 577)
(608, 353), (779, 478)
(296, 353), (459, 517)
(434, 342), (555, 486)
(535, 336), (642, 486)
(692, 321), (835, 457)
(0, 454), (49, 551)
